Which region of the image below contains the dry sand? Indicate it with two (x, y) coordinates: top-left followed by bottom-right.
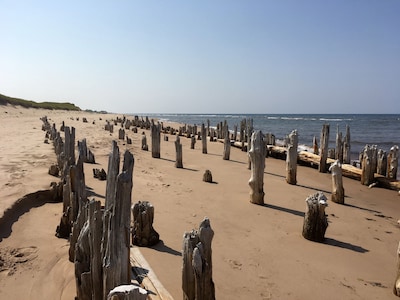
(0, 105), (399, 299)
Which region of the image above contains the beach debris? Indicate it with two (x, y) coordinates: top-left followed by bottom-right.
(203, 170), (213, 183)
(361, 145), (378, 186)
(329, 160), (345, 204)
(182, 217), (215, 300)
(302, 192), (328, 242)
(107, 285), (147, 300)
(201, 123), (207, 154)
(223, 124), (231, 160)
(82, 117), (88, 123)
(319, 124), (330, 173)
(48, 164), (60, 177)
(151, 120), (161, 158)
(131, 201), (160, 247)
(248, 130), (266, 205)
(141, 132), (148, 151)
(93, 168), (107, 180)
(388, 145), (399, 180)
(175, 135), (183, 168)
(286, 129), (298, 185)
(132, 126), (138, 133)
(126, 136), (132, 144)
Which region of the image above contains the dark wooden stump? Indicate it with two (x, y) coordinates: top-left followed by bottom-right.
(131, 201), (160, 247)
(203, 170), (213, 183)
(319, 124), (329, 173)
(286, 130), (298, 185)
(302, 192), (328, 242)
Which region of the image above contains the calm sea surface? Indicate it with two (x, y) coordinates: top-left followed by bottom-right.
(139, 114), (399, 162)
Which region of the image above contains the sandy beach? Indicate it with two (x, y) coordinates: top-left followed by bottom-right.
(1, 105), (399, 300)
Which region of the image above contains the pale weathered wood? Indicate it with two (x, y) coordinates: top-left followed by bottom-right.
(388, 145), (399, 180)
(286, 130), (298, 185)
(222, 125), (230, 160)
(182, 218), (215, 300)
(246, 118), (254, 169)
(201, 123), (207, 154)
(132, 201), (160, 247)
(393, 241), (400, 296)
(175, 135), (183, 168)
(302, 192), (328, 242)
(107, 285), (147, 300)
(377, 149), (387, 176)
(329, 160), (345, 204)
(248, 130), (266, 205)
(151, 121), (161, 158)
(319, 124), (330, 173)
(335, 126), (343, 163)
(361, 145), (377, 186)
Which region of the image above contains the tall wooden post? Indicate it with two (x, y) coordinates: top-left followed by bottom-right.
(286, 130), (298, 185)
(313, 136), (319, 155)
(361, 145), (377, 186)
(335, 125), (343, 163)
(223, 125), (230, 160)
(151, 120), (161, 158)
(302, 192), (328, 242)
(329, 160), (344, 204)
(175, 135), (183, 168)
(393, 241), (400, 296)
(247, 118), (254, 169)
(319, 124), (330, 173)
(248, 130), (266, 205)
(388, 145), (399, 180)
(201, 123), (207, 154)
(343, 125), (351, 164)
(377, 149), (387, 176)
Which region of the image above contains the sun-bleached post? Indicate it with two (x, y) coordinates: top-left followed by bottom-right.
(182, 218), (215, 300)
(377, 149), (387, 176)
(313, 136), (319, 155)
(319, 124), (330, 173)
(175, 135), (183, 168)
(246, 118), (254, 169)
(335, 125), (343, 163)
(201, 123), (207, 154)
(151, 120), (161, 158)
(302, 192), (328, 242)
(393, 242), (400, 296)
(329, 160), (344, 204)
(286, 130), (298, 185)
(388, 145), (399, 180)
(223, 125), (230, 160)
(248, 130), (266, 205)
(343, 125), (351, 164)
(361, 145), (377, 186)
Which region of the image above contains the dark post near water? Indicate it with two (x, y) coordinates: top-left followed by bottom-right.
(387, 145), (399, 180)
(319, 124), (330, 173)
(201, 123), (207, 154)
(175, 135), (183, 168)
(286, 130), (298, 185)
(343, 125), (351, 164)
(223, 125), (230, 160)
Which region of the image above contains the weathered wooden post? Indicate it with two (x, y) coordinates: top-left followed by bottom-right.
(286, 130), (298, 185)
(361, 145), (377, 186)
(248, 130), (266, 205)
(246, 118), (254, 169)
(132, 201), (159, 247)
(319, 124), (330, 173)
(191, 135), (196, 149)
(203, 170), (213, 183)
(151, 120), (161, 158)
(103, 144), (134, 297)
(377, 149), (387, 176)
(335, 125), (343, 163)
(107, 285), (147, 300)
(313, 136), (319, 155)
(302, 192), (328, 242)
(175, 135), (183, 168)
(182, 218), (215, 300)
(222, 125), (230, 160)
(329, 160), (344, 204)
(343, 125), (351, 164)
(141, 132), (148, 151)
(393, 241), (400, 296)
(388, 145), (399, 180)
(201, 123), (207, 154)
(233, 124), (238, 141)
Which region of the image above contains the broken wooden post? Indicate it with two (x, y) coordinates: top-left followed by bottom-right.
(119, 128), (125, 140)
(246, 118), (254, 170)
(361, 145), (377, 186)
(175, 135), (183, 168)
(151, 121), (161, 158)
(302, 192), (328, 242)
(182, 217), (215, 300)
(107, 285), (147, 300)
(329, 160), (345, 204)
(141, 132), (148, 151)
(388, 145), (399, 180)
(393, 241), (400, 296)
(248, 130), (266, 205)
(343, 125), (351, 164)
(131, 201), (160, 247)
(201, 123), (207, 154)
(286, 130), (298, 185)
(377, 149), (387, 176)
(191, 135), (196, 149)
(335, 125), (343, 163)
(222, 125), (230, 160)
(103, 144), (135, 297)
(319, 124), (330, 173)
(203, 170), (213, 183)
(313, 136), (319, 155)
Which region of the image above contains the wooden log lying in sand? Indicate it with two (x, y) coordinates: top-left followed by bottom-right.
(302, 192), (328, 242)
(249, 130), (266, 205)
(286, 130), (298, 185)
(182, 218), (215, 300)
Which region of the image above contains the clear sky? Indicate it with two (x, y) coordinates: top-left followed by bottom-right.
(1, 1), (399, 114)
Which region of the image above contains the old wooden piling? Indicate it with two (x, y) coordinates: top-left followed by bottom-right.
(286, 130), (298, 185)
(329, 160), (345, 204)
(175, 135), (183, 168)
(151, 120), (161, 158)
(132, 201), (160, 247)
(248, 130), (266, 205)
(222, 125), (230, 160)
(201, 123), (207, 154)
(319, 124), (330, 173)
(302, 192), (328, 242)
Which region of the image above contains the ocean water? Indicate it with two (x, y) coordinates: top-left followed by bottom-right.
(142, 114), (399, 164)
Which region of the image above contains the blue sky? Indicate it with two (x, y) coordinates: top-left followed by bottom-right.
(1, 1), (399, 113)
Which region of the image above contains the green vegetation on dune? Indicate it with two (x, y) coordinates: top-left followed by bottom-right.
(0, 93), (81, 111)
